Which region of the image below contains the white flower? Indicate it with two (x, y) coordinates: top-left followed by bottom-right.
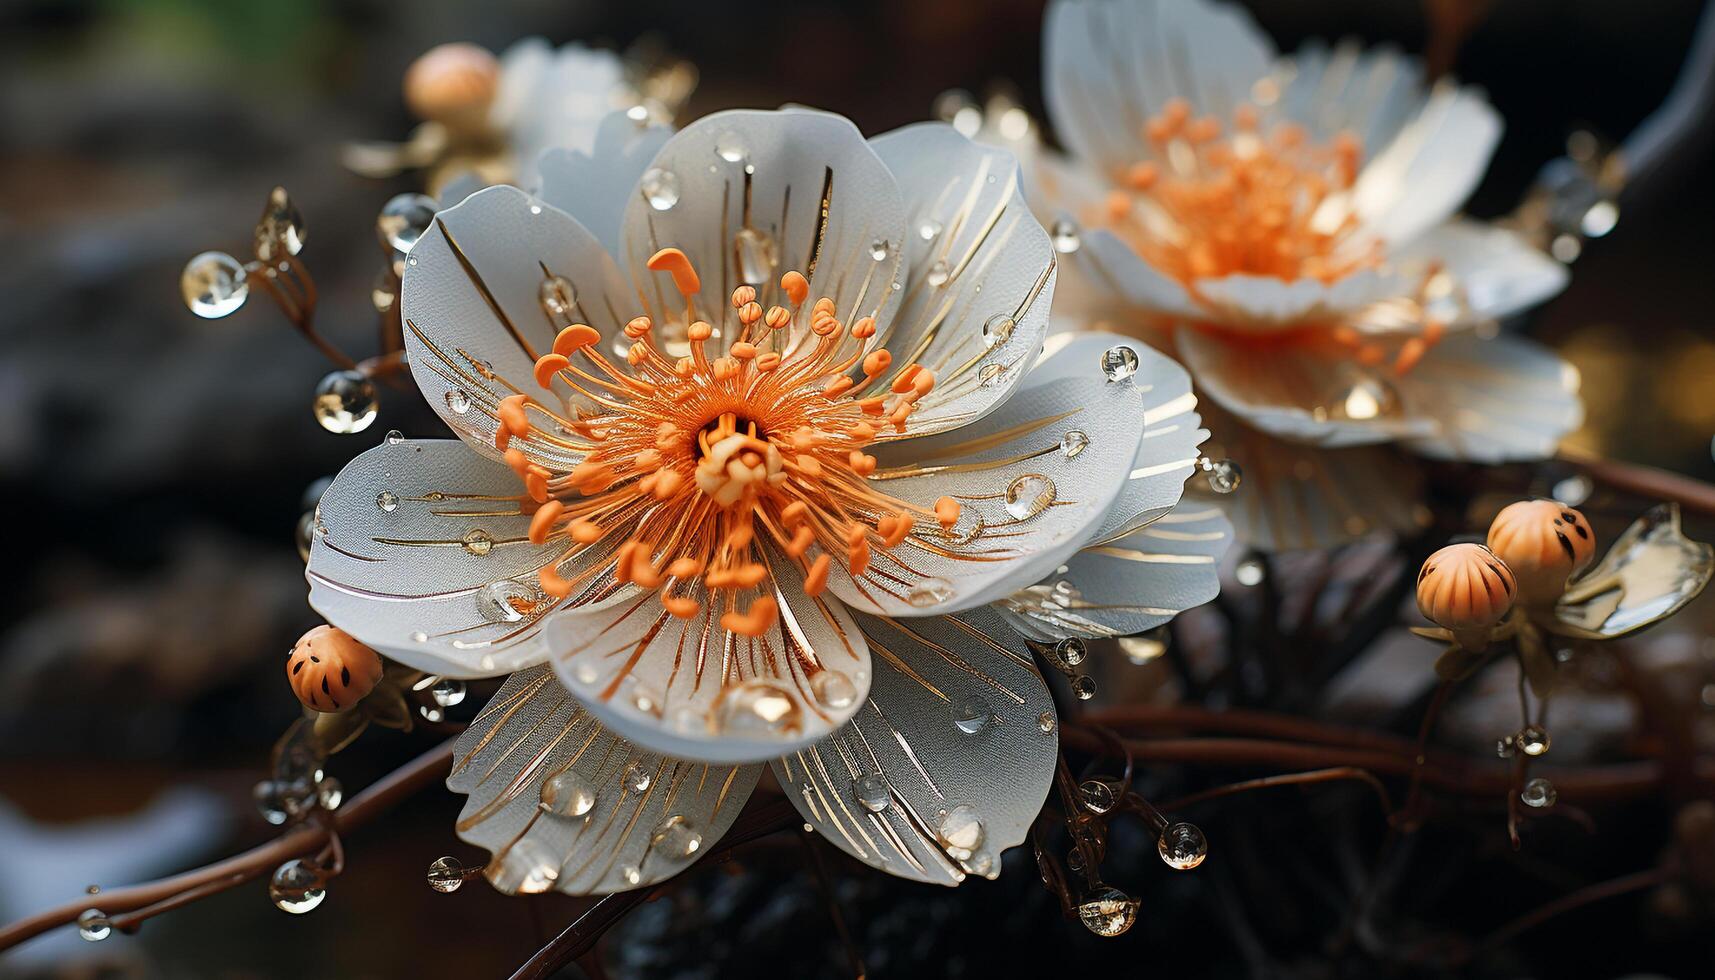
(306, 108), (1228, 892)
(1008, 0), (1585, 548)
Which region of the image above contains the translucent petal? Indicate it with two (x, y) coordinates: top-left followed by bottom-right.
(1396, 333), (1583, 463)
(536, 110), (673, 258)
(1549, 504), (1714, 639)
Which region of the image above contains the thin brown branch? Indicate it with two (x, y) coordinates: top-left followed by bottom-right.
(1157, 767), (1395, 815)
(0, 740), (454, 951)
(1561, 447), (1715, 518)
(1467, 863), (1678, 960)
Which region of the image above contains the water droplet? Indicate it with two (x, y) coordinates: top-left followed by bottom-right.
(1495, 735), (1517, 758)
(977, 363), (1009, 388)
(312, 370), (379, 434)
(650, 814), (703, 858)
(1070, 674), (1098, 700)
(1235, 558), (1265, 587)
(810, 669), (857, 709)
(1551, 474), (1593, 506)
(430, 678), (467, 707)
(907, 577), (956, 608)
(1100, 345), (1139, 382)
(253, 778), (315, 825)
(714, 679), (802, 737)
(1059, 429), (1090, 458)
(181, 251), (250, 318)
(444, 389), (472, 415)
(621, 760), (654, 793)
(1003, 474), (1056, 520)
(869, 239), (892, 262)
(1037, 711), (1057, 734)
(917, 218), (943, 241)
(1080, 779), (1117, 814)
(254, 186), (306, 262)
(460, 528), (495, 557)
(295, 512), (317, 562)
(538, 275), (576, 318)
(641, 168), (680, 210)
(620, 864), (642, 886)
(950, 695), (993, 734)
(1051, 219), (1082, 254)
(626, 103), (649, 124)
(1516, 725), (1551, 757)
(427, 856), (465, 893)
(1078, 888), (1140, 936)
(540, 770), (598, 817)
(1581, 199), (1618, 238)
(475, 580), (535, 622)
(573, 661), (599, 685)
(735, 226), (777, 284)
(935, 805), (985, 860)
(410, 631), (429, 643)
(1055, 638), (1088, 668)
(1158, 821), (1207, 870)
(77, 909), (112, 942)
(1119, 631), (1167, 664)
(371, 270), (397, 313)
(982, 314), (1015, 348)
(269, 859), (326, 914)
(853, 774), (890, 812)
(943, 508), (985, 545)
(714, 132), (748, 163)
(1203, 457), (1242, 494)
(1520, 777), (1557, 808)
(376, 193), (437, 255)
(316, 777), (343, 810)
(925, 259), (951, 287)
(420, 705), (445, 722)
(375, 489), (399, 512)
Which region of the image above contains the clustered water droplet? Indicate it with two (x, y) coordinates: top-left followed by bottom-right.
(427, 856), (466, 893)
(254, 187), (307, 262)
(650, 814), (703, 858)
(540, 770), (598, 817)
(641, 168), (681, 210)
(1077, 887), (1140, 937)
(950, 694), (994, 735)
(77, 908), (112, 942)
(1202, 457), (1243, 494)
(935, 805), (985, 861)
(1079, 779), (1117, 814)
(907, 577), (956, 608)
(1520, 777), (1558, 809)
(181, 251), (250, 318)
(377, 193), (438, 253)
(1158, 821), (1208, 870)
(853, 773), (890, 812)
(1051, 219), (1082, 254)
(269, 859), (326, 914)
(621, 760), (654, 794)
(1100, 345), (1139, 382)
(312, 370), (379, 434)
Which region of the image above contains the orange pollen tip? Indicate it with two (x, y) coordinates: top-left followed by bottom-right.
(858, 396), (888, 415)
(803, 553), (831, 595)
(497, 394), (531, 436)
(569, 518), (602, 543)
(812, 297), (837, 318)
(533, 353), (570, 389)
(667, 557), (704, 578)
(934, 496), (960, 529)
(646, 247), (701, 296)
(781, 501), (810, 527)
(730, 285), (757, 309)
(738, 301), (764, 325)
(824, 376), (855, 397)
(881, 514), (914, 547)
(863, 350), (893, 377)
(756, 352), (782, 372)
(524, 470), (549, 503)
(503, 447), (529, 474)
(552, 324), (601, 356)
(494, 427), (513, 451)
(851, 316), (876, 339)
(786, 524), (815, 557)
(663, 595), (701, 618)
(539, 562), (573, 598)
(848, 540), (871, 578)
(764, 306), (791, 330)
(731, 342), (759, 360)
(849, 452), (877, 475)
(624, 316), (652, 338)
(845, 524), (868, 547)
(688, 320), (713, 342)
(720, 596), (778, 637)
(528, 500), (564, 544)
(890, 364), (923, 394)
(781, 271), (809, 306)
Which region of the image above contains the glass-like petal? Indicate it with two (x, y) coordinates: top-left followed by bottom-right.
(1389, 219), (1568, 323)
(449, 666), (762, 895)
(772, 609), (1058, 885)
(1348, 81), (1501, 247)
(866, 123), (1056, 436)
(306, 439), (617, 677)
(401, 184), (635, 472)
(617, 108), (906, 361)
(541, 572), (871, 764)
(831, 361), (1147, 616)
(1044, 0), (1275, 177)
(536, 110), (673, 257)
(1190, 270), (1406, 331)
(495, 40), (633, 188)
(1549, 504), (1714, 639)
(1397, 333), (1583, 463)
(1027, 333), (1207, 543)
(1200, 401), (1430, 551)
(1272, 41), (1426, 152)
(999, 504), (1231, 640)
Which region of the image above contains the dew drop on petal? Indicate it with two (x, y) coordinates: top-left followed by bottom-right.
(853, 774), (890, 812)
(312, 370), (379, 434)
(1003, 474), (1056, 520)
(475, 580), (534, 623)
(444, 389), (472, 414)
(982, 314), (1015, 349)
(1037, 711), (1057, 734)
(1100, 345), (1139, 382)
(538, 275), (576, 318)
(977, 363), (1009, 388)
(869, 238), (892, 262)
(621, 760), (653, 793)
(917, 218), (943, 241)
(460, 528), (495, 557)
(650, 814), (703, 858)
(907, 577), (956, 608)
(714, 132), (748, 163)
(735, 227), (777, 285)
(539, 770), (597, 817)
(182, 251), (250, 318)
(935, 805), (984, 860)
(714, 679), (801, 737)
(376, 489), (399, 512)
(1059, 429), (1089, 458)
(810, 669), (857, 709)
(950, 694), (993, 734)
(925, 259), (951, 287)
(641, 168), (680, 210)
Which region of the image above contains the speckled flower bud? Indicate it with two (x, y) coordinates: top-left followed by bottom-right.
(1417, 543), (1516, 638)
(404, 42), (499, 130)
(288, 625), (383, 713)
(1486, 500), (1596, 604)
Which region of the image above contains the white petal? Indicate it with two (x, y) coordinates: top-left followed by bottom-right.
(1045, 0), (1274, 175)
(1192, 269), (1404, 329)
(449, 666), (763, 895)
(866, 123), (1056, 436)
(828, 367), (1146, 616)
(1273, 41), (1426, 152)
(1199, 401), (1430, 551)
(1000, 504), (1230, 640)
(1397, 333), (1583, 462)
(542, 574), (871, 764)
(1350, 81), (1501, 246)
(305, 440), (610, 678)
(1072, 227), (1202, 317)
(1030, 333), (1206, 542)
(536, 110), (674, 258)
(772, 608), (1057, 885)
(495, 41), (633, 188)
(401, 184), (633, 472)
(1177, 328), (1438, 446)
(1389, 219), (1568, 322)
(617, 108), (906, 355)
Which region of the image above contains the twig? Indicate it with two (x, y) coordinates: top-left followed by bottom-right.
(1465, 863), (1678, 961)
(0, 739), (454, 951)
(1560, 447), (1715, 518)
(1158, 767), (1395, 816)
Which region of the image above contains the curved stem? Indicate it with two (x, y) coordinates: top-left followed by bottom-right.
(0, 740), (453, 951)
(1466, 863), (1677, 961)
(1157, 767), (1395, 816)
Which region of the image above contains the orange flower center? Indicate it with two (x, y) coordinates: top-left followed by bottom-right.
(1097, 98), (1379, 285)
(493, 250), (960, 638)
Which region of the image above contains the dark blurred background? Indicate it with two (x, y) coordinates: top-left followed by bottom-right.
(2, 0), (1713, 976)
